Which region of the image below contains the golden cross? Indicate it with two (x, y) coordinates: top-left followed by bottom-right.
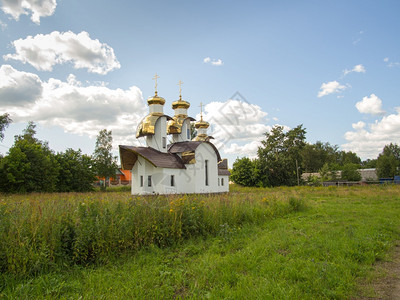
(152, 73), (160, 94)
(199, 102), (204, 121)
(177, 80), (183, 98)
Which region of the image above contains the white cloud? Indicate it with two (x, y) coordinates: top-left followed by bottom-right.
(0, 64), (42, 106)
(355, 94), (385, 116)
(384, 57), (400, 68)
(352, 121), (365, 130)
(0, 18), (6, 30)
(195, 99), (270, 158)
(211, 59), (223, 66)
(317, 81), (347, 98)
(224, 140), (262, 159)
(203, 56), (223, 66)
(4, 31), (120, 74)
(342, 107), (400, 159)
(0, 65), (146, 148)
(343, 64), (366, 76)
(0, 0), (56, 24)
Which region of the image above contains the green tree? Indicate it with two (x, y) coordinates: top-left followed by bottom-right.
(319, 163), (340, 182)
(93, 129), (118, 190)
(230, 157), (257, 186)
(0, 122), (59, 193)
(362, 158), (377, 169)
(336, 150), (361, 166)
(190, 122), (197, 140)
(56, 148), (97, 192)
(301, 141), (338, 172)
(257, 125), (306, 187)
(376, 143), (400, 178)
(0, 113), (12, 141)
(341, 163), (362, 181)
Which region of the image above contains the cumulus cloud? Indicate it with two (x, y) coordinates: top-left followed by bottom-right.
(342, 107), (400, 159)
(352, 121), (365, 130)
(223, 140), (262, 159)
(343, 64), (366, 76)
(203, 56), (223, 66)
(195, 99), (271, 157)
(0, 0), (56, 24)
(0, 64), (42, 106)
(0, 65), (146, 148)
(4, 31), (120, 74)
(317, 81), (347, 98)
(355, 94), (386, 116)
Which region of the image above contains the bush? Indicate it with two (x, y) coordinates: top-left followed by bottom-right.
(341, 163), (361, 181)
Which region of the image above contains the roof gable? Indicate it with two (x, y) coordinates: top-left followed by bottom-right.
(168, 141), (222, 162)
(119, 145), (186, 170)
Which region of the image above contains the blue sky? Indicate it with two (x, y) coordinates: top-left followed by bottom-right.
(1, 0), (400, 165)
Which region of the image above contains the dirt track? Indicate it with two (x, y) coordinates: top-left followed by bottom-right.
(358, 242), (400, 299)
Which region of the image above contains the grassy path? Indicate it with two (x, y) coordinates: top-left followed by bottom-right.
(1, 186), (400, 299)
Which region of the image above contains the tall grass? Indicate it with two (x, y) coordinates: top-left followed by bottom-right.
(0, 189), (304, 277)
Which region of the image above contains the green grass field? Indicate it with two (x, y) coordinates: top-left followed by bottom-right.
(1, 185), (400, 299)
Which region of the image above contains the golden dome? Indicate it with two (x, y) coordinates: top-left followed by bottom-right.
(172, 96), (190, 110)
(136, 113), (171, 138)
(192, 134), (214, 142)
(147, 92), (165, 106)
(194, 119), (209, 129)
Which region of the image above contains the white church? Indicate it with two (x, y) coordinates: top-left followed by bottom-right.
(119, 76), (230, 195)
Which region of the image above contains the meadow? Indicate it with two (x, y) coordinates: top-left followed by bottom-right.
(1, 185), (400, 299)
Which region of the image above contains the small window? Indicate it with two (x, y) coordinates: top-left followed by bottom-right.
(162, 137), (166, 148)
(148, 175), (152, 187)
(140, 175), (143, 187)
(221, 178), (224, 186)
(187, 128), (190, 139)
(171, 175), (175, 186)
(205, 160), (209, 186)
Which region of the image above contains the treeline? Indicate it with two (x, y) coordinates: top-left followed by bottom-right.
(0, 117), (117, 193)
(231, 125), (400, 187)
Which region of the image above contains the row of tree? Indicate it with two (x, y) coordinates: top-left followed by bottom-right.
(0, 114), (117, 193)
(231, 124), (400, 187)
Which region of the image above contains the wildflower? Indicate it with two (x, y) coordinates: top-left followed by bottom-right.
(169, 209), (174, 213)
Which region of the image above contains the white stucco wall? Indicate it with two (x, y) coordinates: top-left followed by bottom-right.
(131, 142), (229, 195)
(146, 117), (168, 153)
(218, 175), (229, 193)
(149, 104), (163, 114)
(192, 143), (218, 193)
(171, 119), (191, 143)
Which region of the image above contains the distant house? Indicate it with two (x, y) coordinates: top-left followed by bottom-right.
(302, 168), (378, 182)
(111, 169), (132, 186)
(97, 168), (132, 186)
